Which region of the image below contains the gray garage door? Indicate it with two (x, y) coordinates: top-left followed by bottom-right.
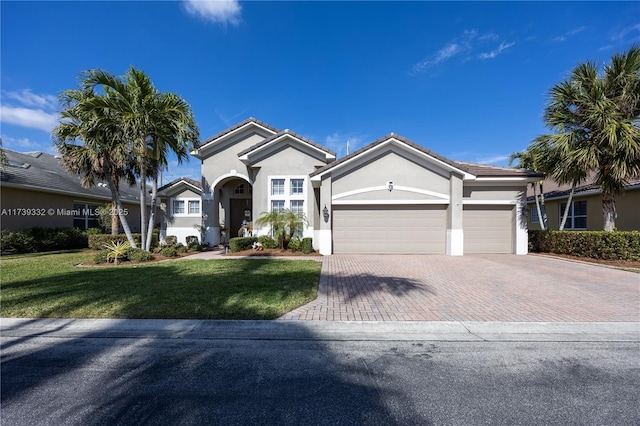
(333, 205), (447, 254)
(463, 205), (514, 254)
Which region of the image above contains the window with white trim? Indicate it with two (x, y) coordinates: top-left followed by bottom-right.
(530, 205), (539, 223)
(188, 200), (200, 214)
(172, 200), (185, 215)
(271, 200), (285, 212)
(560, 200), (587, 230)
(271, 179), (285, 196)
(291, 179), (304, 195)
(73, 203), (100, 230)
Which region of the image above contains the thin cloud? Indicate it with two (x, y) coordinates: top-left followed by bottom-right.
(611, 23), (640, 41)
(475, 154), (510, 165)
(1, 134), (56, 154)
(411, 29), (515, 75)
(3, 89), (57, 110)
(0, 106), (59, 133)
(324, 132), (367, 158)
(552, 26), (587, 43)
(478, 41), (515, 60)
(182, 0), (241, 26)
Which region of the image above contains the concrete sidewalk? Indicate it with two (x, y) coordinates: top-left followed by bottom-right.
(2, 318), (638, 342)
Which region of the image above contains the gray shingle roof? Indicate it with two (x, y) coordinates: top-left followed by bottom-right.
(158, 176), (202, 192)
(1, 149), (144, 203)
(197, 117), (280, 151)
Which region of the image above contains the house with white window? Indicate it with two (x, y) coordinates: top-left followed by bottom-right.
(157, 177), (204, 244)
(183, 118), (544, 255)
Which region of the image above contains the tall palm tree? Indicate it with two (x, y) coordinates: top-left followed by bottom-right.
(509, 146), (548, 230)
(521, 46), (640, 231)
(84, 67), (199, 250)
(52, 85), (138, 245)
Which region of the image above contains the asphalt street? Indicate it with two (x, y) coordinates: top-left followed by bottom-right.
(1, 319), (639, 425)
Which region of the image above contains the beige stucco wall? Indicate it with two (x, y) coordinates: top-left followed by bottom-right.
(1, 186), (145, 232)
(332, 150), (450, 198)
(463, 185), (524, 201)
(529, 189), (640, 231)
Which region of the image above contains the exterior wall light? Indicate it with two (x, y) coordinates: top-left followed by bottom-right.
(323, 205), (330, 223)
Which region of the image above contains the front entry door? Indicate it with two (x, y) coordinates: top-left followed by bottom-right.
(230, 198), (252, 238)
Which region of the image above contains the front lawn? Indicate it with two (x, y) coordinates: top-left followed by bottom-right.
(0, 251), (321, 319)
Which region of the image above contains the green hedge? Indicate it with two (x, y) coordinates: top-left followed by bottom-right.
(529, 230), (640, 261)
(229, 237), (257, 252)
(1, 227), (88, 253)
(88, 232), (159, 251)
(301, 237), (313, 254)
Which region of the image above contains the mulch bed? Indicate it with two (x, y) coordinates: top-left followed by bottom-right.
(223, 248), (321, 257)
(79, 249), (218, 267)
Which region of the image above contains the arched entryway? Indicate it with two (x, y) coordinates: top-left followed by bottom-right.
(209, 174), (253, 245)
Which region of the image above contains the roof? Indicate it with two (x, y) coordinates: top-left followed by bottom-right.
(193, 117), (279, 156)
(311, 133), (542, 180)
(527, 175), (640, 202)
(1, 149), (144, 203)
(158, 177), (202, 194)
(237, 129), (336, 159)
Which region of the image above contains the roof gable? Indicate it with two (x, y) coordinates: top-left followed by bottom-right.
(157, 177), (202, 196)
(238, 130), (336, 164)
(191, 117), (279, 159)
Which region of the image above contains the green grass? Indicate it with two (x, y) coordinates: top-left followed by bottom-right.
(0, 251), (321, 320)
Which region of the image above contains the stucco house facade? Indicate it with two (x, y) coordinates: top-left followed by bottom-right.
(1, 149), (148, 232)
(177, 118), (542, 255)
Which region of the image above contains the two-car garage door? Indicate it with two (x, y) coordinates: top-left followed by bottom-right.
(332, 204), (514, 254)
(332, 205), (447, 254)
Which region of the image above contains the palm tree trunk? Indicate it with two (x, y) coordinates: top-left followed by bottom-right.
(559, 186), (575, 231)
(111, 205), (118, 236)
(533, 183), (545, 231)
(145, 173), (159, 251)
(139, 156), (148, 251)
(539, 181), (548, 230)
(602, 193), (616, 231)
(105, 170), (136, 248)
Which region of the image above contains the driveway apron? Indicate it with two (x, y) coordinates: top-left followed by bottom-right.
(278, 254), (640, 322)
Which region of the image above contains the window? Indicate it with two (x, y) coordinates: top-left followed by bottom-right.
(271, 179), (285, 196)
(291, 179), (304, 195)
(290, 200), (304, 214)
(73, 203), (100, 230)
(172, 200), (185, 215)
(560, 200), (587, 230)
(234, 184), (244, 194)
(271, 200), (285, 212)
(530, 205), (539, 223)
(188, 200), (200, 214)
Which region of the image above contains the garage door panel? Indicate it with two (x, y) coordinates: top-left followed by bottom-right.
(463, 205), (514, 254)
(333, 205), (446, 254)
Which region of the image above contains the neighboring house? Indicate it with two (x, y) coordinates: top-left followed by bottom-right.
(526, 176), (640, 231)
(189, 118), (542, 255)
(157, 177), (203, 244)
(1, 149), (148, 232)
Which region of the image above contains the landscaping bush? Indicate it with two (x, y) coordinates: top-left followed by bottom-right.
(288, 237), (301, 252)
(159, 246), (178, 257)
(176, 244), (188, 254)
(229, 237), (257, 252)
(163, 235), (178, 246)
(257, 235), (278, 249)
(301, 237), (313, 254)
(1, 227), (88, 253)
(529, 230), (640, 261)
(93, 250), (108, 264)
(88, 233), (158, 251)
(186, 235), (199, 247)
(127, 248), (154, 262)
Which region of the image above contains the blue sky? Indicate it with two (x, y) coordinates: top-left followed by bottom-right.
(2, 1), (639, 182)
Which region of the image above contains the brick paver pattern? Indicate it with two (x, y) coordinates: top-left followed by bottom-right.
(279, 254), (640, 322)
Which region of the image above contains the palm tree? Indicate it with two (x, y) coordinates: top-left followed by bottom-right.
(84, 67), (199, 250)
(52, 85), (138, 245)
(255, 209), (307, 249)
(509, 146), (548, 230)
(522, 46), (640, 231)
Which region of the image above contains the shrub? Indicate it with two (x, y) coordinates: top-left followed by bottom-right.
(127, 248), (154, 262)
(186, 235), (199, 248)
(529, 230), (640, 261)
(104, 240), (131, 264)
(86, 227), (102, 235)
(257, 235), (278, 249)
(159, 246), (178, 257)
(88, 233), (158, 251)
(94, 250), (108, 264)
(288, 237), (301, 252)
(164, 235), (178, 246)
(229, 237), (257, 252)
(301, 237), (313, 254)
(1, 227), (88, 253)
(176, 244), (188, 254)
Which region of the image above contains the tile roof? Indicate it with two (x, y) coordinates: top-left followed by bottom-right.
(237, 129), (336, 158)
(311, 133), (542, 179)
(527, 175), (640, 201)
(197, 117), (280, 150)
(158, 176), (202, 192)
(1, 149), (144, 203)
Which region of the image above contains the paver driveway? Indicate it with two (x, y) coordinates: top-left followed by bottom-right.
(279, 254), (640, 322)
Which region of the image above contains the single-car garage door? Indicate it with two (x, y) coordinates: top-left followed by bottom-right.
(463, 205), (514, 253)
(333, 205), (447, 254)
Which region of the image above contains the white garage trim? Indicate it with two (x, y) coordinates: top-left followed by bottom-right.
(332, 199), (450, 205)
(333, 185), (449, 201)
(463, 199), (517, 205)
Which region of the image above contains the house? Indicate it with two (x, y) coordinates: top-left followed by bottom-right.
(1, 149), (149, 232)
(181, 118), (542, 255)
(526, 176), (640, 231)
(157, 177), (203, 244)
